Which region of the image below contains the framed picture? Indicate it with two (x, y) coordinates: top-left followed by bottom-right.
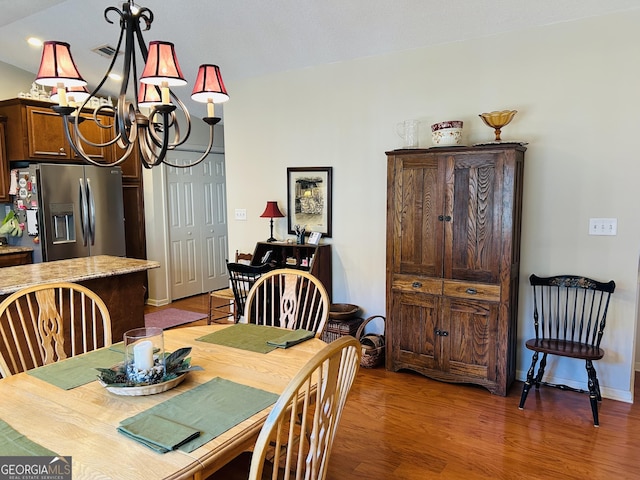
(287, 167), (332, 238)
(308, 231), (322, 245)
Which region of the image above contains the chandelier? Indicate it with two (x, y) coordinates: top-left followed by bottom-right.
(33, 1), (229, 169)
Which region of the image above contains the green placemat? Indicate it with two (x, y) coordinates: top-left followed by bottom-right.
(0, 419), (57, 456)
(196, 323), (313, 353)
(266, 329), (315, 348)
(27, 343), (125, 390)
(118, 377), (278, 453)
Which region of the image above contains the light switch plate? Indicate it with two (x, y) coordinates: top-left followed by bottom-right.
(589, 218), (617, 236)
(234, 208), (247, 221)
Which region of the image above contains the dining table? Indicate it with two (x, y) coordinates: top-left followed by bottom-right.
(0, 324), (327, 479)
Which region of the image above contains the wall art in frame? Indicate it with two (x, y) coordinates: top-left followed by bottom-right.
(287, 167), (332, 238)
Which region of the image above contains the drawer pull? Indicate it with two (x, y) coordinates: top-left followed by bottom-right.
(466, 288), (477, 295)
(412, 281), (422, 288)
(435, 329), (449, 337)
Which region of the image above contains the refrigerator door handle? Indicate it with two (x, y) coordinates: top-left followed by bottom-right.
(86, 178), (96, 246)
(79, 178), (89, 247)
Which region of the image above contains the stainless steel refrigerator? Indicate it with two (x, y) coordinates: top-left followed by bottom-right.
(19, 163), (126, 263)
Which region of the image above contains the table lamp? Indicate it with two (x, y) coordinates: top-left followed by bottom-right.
(260, 201), (285, 242)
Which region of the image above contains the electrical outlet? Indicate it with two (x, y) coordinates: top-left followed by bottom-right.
(589, 218), (617, 236)
(234, 208), (247, 221)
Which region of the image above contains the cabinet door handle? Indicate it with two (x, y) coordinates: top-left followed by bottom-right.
(412, 281), (422, 288)
(465, 288), (477, 295)
(435, 329), (449, 337)
(438, 215), (444, 221)
(444, 215), (452, 222)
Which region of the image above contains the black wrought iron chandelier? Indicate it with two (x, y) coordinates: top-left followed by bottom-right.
(34, 1), (229, 169)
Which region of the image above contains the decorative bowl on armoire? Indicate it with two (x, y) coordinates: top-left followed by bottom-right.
(479, 110), (517, 142)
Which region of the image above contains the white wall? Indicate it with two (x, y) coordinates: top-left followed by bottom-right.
(224, 11), (640, 402)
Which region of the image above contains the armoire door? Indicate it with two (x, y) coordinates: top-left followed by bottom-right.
(444, 152), (504, 284)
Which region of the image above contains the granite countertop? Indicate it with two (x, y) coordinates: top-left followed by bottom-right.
(0, 255), (160, 295)
(0, 246), (34, 254)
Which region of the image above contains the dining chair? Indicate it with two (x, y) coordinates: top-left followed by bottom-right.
(209, 335), (361, 480)
(0, 281), (112, 377)
(518, 274), (616, 426)
(208, 250), (255, 324)
(244, 269), (330, 337)
(227, 262), (274, 323)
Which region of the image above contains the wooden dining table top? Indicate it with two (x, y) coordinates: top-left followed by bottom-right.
(0, 324), (327, 479)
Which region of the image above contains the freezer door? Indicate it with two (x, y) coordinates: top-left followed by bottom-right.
(36, 163), (90, 261)
(84, 165), (126, 257)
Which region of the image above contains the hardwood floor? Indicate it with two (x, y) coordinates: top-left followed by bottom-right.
(147, 294), (640, 479)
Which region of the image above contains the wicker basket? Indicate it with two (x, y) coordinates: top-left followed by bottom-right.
(322, 316), (364, 343)
(355, 315), (385, 368)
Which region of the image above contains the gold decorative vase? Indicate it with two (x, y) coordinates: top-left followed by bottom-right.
(479, 110), (517, 141)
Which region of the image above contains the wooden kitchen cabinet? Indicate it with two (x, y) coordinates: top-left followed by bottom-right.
(0, 98), (112, 163)
(385, 144), (525, 396)
(0, 98), (147, 261)
(0, 116), (10, 202)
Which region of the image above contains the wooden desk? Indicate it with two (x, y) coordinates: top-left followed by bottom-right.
(0, 325), (326, 479)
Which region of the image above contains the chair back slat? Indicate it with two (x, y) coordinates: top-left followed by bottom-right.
(530, 274), (615, 348)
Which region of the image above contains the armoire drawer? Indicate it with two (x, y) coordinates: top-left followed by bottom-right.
(443, 281), (500, 302)
(391, 274), (442, 295)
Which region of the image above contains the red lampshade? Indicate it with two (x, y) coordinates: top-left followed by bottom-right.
(191, 64), (229, 104)
(260, 201), (285, 219)
(140, 41), (187, 86)
(35, 41), (86, 87)
(51, 85), (90, 103)
(137, 83), (162, 107)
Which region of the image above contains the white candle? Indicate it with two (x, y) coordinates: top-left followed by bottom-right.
(56, 83), (68, 107)
(207, 99), (214, 118)
(161, 82), (170, 105)
(133, 340), (154, 370)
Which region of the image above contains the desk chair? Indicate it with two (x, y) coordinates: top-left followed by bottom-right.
(244, 269), (330, 337)
(518, 274), (616, 426)
(0, 282), (112, 377)
(210, 336), (361, 480)
(208, 250), (254, 324)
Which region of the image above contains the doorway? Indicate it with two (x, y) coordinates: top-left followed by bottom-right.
(166, 151), (229, 300)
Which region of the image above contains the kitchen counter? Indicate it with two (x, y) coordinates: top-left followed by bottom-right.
(0, 255), (159, 295)
(0, 246), (34, 267)
(0, 255), (160, 341)
(0, 246), (34, 255)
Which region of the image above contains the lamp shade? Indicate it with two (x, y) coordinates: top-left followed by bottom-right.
(137, 83), (163, 107)
(35, 41), (86, 87)
(260, 201), (285, 218)
(51, 85), (90, 103)
(140, 41), (187, 86)
(191, 64), (229, 104)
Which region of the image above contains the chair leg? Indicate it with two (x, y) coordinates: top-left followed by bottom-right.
(519, 351), (539, 410)
(533, 352), (547, 389)
(207, 292), (213, 325)
(586, 359), (600, 427)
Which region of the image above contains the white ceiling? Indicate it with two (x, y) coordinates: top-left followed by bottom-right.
(0, 0), (638, 115)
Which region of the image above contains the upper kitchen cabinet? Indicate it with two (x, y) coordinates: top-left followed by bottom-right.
(0, 116), (10, 202)
(0, 98), (112, 163)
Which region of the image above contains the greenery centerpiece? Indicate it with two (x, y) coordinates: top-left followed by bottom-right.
(97, 347), (202, 387)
